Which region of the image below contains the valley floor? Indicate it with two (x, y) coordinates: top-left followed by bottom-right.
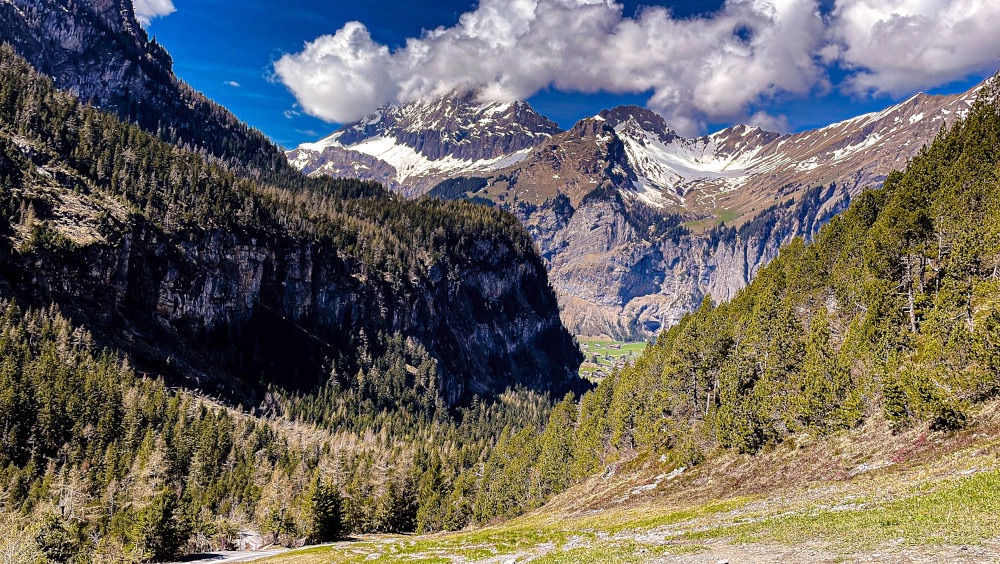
(257, 402), (1000, 563)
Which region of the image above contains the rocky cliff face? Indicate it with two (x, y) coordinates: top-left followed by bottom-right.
(0, 0), (285, 171)
(523, 184), (852, 338)
(5, 212), (579, 404)
(0, 0), (162, 104)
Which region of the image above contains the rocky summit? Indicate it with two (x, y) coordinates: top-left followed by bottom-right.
(287, 90), (562, 196)
(0, 0), (284, 171)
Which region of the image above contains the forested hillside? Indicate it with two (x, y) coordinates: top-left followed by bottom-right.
(482, 77), (1000, 504)
(0, 299), (576, 561)
(0, 44), (583, 405)
(0, 43), (586, 562)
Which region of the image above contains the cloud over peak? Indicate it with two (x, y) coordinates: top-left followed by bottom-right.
(274, 0), (1000, 134)
(132, 0), (175, 26)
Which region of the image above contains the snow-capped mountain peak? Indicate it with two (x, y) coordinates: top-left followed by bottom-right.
(287, 89), (563, 195)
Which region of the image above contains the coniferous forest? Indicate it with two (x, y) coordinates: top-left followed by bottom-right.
(2, 14), (1000, 561)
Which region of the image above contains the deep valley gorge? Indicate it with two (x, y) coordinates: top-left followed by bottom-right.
(1, 0), (1000, 563)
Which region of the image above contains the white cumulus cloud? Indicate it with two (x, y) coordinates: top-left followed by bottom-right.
(747, 111), (792, 133)
(827, 0), (1000, 96)
(133, 0), (175, 27)
(274, 0), (826, 134)
(274, 0), (1000, 134)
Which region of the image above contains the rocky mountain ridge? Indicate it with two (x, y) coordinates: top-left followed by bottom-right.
(293, 84), (981, 338)
(0, 0), (286, 171)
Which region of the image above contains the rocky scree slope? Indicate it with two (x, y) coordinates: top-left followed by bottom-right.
(294, 86), (980, 338)
(0, 0), (286, 172)
(0, 46), (585, 407)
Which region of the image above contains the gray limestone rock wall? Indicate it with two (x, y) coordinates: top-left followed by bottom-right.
(4, 215), (583, 406)
(525, 184), (852, 339)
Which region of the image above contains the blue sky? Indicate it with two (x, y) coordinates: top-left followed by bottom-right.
(145, 1), (998, 149)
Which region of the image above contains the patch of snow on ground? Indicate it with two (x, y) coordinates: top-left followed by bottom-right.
(477, 101), (513, 118)
(628, 181), (666, 208)
(830, 132), (884, 162)
(795, 157), (820, 172)
(295, 130), (346, 153)
(287, 150), (315, 170)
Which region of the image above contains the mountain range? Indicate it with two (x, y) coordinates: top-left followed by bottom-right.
(3, 0), (1000, 560)
(291, 85), (980, 338)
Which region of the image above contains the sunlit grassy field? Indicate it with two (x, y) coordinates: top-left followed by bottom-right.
(260, 466), (1000, 563)
(577, 338), (647, 379)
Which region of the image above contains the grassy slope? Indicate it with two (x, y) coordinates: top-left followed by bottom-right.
(577, 339), (647, 379)
(260, 402), (1000, 563)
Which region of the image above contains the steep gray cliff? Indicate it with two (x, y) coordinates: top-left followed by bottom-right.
(6, 215), (579, 404)
(520, 184), (851, 339)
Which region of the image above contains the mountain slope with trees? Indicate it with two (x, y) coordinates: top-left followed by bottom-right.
(0, 44), (583, 406)
(458, 75), (1000, 512)
(0, 42), (587, 562)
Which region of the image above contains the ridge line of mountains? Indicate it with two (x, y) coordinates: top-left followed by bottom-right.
(290, 82), (980, 339)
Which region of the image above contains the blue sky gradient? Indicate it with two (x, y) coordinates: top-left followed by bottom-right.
(147, 1), (994, 149)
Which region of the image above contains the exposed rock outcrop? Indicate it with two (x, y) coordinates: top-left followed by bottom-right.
(526, 184), (852, 338)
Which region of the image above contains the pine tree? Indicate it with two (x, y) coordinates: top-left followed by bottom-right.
(310, 481), (345, 543)
(137, 489), (188, 562)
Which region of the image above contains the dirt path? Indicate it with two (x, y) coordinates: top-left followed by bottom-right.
(169, 549), (287, 564)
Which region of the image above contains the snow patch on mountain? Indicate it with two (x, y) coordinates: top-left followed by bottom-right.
(614, 118), (767, 204)
(345, 136), (531, 183)
(601, 85), (980, 215)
